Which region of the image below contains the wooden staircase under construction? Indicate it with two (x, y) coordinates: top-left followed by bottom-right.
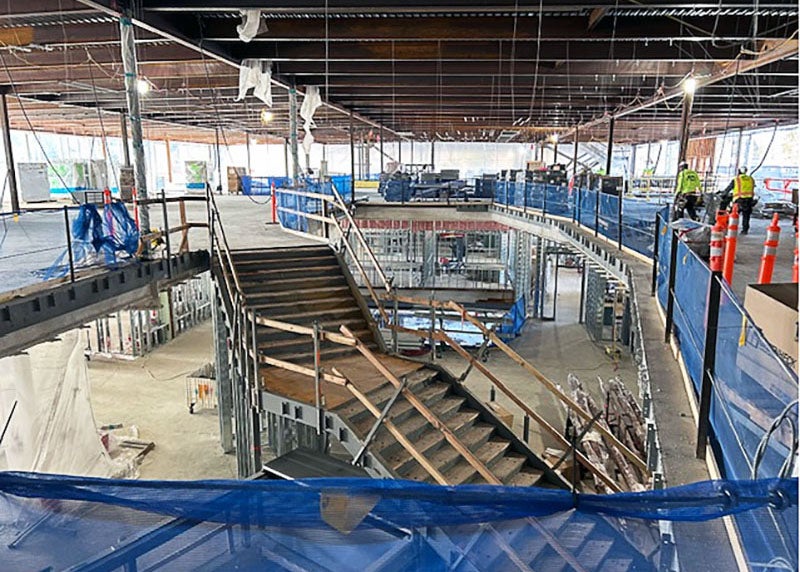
(232, 244), (565, 488)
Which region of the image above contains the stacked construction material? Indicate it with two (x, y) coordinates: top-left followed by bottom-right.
(566, 374), (649, 493)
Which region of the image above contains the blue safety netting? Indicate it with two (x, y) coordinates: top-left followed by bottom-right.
(0, 472), (795, 571)
(493, 184), (663, 257)
(43, 202), (139, 280)
(331, 175), (352, 200)
(275, 182), (334, 233)
(654, 212), (799, 568)
(241, 176), (293, 195)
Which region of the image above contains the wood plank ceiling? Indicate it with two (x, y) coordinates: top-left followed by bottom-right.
(0, 0), (797, 144)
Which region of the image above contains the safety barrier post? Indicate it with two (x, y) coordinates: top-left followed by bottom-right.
(270, 181), (277, 224)
(594, 190), (600, 236)
(696, 223), (724, 459)
(132, 187), (140, 230)
(651, 213), (660, 296)
(722, 204), (739, 284)
(663, 227), (679, 343)
(617, 191), (623, 250)
(757, 214), (781, 284)
(793, 224), (798, 283)
(63, 205), (75, 282)
(161, 190), (172, 279)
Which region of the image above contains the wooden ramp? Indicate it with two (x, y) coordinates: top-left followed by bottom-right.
(238, 245), (564, 488)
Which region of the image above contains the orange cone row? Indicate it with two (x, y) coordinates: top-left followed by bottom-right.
(757, 214), (781, 284)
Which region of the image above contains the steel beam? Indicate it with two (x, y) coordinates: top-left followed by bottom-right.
(0, 88), (19, 212)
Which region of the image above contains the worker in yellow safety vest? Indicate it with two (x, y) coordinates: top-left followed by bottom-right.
(724, 167), (756, 234)
(673, 161), (702, 221)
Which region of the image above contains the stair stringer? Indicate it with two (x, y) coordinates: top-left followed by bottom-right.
(423, 362), (572, 490)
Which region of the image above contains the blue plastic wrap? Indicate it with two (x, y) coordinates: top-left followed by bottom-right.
(0, 472), (794, 571)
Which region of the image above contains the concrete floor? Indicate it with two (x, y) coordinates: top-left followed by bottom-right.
(440, 270), (637, 455)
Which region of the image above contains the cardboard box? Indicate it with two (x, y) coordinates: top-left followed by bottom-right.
(744, 282), (798, 370)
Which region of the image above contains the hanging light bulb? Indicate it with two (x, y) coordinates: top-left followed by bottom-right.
(136, 78), (151, 95)
(683, 77), (697, 94)
(260, 109), (274, 124)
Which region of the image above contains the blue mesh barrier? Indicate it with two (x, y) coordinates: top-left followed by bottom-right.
(545, 184), (572, 218)
(579, 188), (598, 230)
(597, 192), (620, 242)
(331, 175), (352, 200)
(528, 182), (544, 210)
(242, 176), (293, 195)
(0, 472), (794, 571)
(652, 211), (798, 567)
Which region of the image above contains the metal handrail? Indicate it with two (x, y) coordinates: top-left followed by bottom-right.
(207, 185), (244, 298)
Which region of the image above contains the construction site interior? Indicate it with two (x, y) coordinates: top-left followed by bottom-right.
(0, 2), (797, 571)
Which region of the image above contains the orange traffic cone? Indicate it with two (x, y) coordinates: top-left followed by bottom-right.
(722, 204), (739, 284)
(757, 214), (781, 284)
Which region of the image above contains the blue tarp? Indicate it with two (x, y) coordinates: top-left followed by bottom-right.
(0, 472), (794, 571)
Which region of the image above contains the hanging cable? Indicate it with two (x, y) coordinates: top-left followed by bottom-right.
(751, 399), (798, 479)
(749, 121), (780, 175)
(85, 50), (120, 194)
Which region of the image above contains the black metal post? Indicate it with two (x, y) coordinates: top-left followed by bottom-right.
(0, 89), (19, 212)
(578, 263), (586, 323)
(605, 116), (615, 175)
(379, 124), (384, 174)
(617, 185), (623, 250)
(119, 112), (131, 167)
(349, 111), (355, 203)
(651, 213), (661, 296)
(161, 190), (172, 278)
(664, 228), (679, 343)
(63, 206), (75, 282)
(594, 188), (600, 237)
(696, 271), (722, 459)
(542, 183), (548, 215)
(523, 415), (530, 443)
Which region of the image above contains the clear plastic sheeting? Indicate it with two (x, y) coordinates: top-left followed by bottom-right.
(0, 333), (136, 479)
(0, 473), (794, 571)
(236, 59), (273, 106)
(300, 86), (322, 154)
(236, 9), (264, 42)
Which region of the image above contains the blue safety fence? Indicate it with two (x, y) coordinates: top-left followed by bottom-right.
(494, 184), (664, 257)
(331, 174), (353, 200)
(0, 471), (795, 571)
(241, 176), (293, 195)
(274, 182), (336, 233)
(654, 212), (798, 569)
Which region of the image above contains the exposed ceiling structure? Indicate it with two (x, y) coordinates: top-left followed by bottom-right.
(0, 1), (797, 145)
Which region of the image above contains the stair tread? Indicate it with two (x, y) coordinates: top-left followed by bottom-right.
(262, 346), (360, 365)
(246, 285), (351, 301)
(239, 263), (340, 276)
(507, 467), (544, 488)
(269, 307), (363, 321)
(252, 296), (355, 311)
(236, 255), (336, 268)
(259, 329), (372, 350)
(491, 454), (527, 483)
(243, 275), (346, 288)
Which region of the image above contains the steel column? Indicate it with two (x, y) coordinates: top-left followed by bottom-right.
(120, 17), (149, 231)
(349, 111), (355, 201)
(677, 91), (695, 165)
(605, 116), (615, 175)
(0, 89), (19, 212)
(119, 112), (131, 167)
(245, 132), (252, 175)
(212, 293), (234, 453)
(283, 138), (289, 178)
(430, 139), (435, 170)
(289, 86), (299, 185)
(379, 124), (384, 173)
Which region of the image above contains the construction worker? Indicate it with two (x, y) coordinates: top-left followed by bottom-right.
(723, 167), (756, 234)
(673, 161), (702, 221)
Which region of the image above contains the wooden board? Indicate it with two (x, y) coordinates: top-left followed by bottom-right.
(261, 352), (424, 410)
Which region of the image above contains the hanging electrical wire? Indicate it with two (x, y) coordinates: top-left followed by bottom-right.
(749, 120), (780, 175)
(85, 50), (121, 194)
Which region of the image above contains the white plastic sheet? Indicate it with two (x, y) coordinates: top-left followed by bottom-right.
(300, 86), (322, 154)
(0, 332), (136, 478)
(236, 59), (273, 107)
(236, 9), (263, 42)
